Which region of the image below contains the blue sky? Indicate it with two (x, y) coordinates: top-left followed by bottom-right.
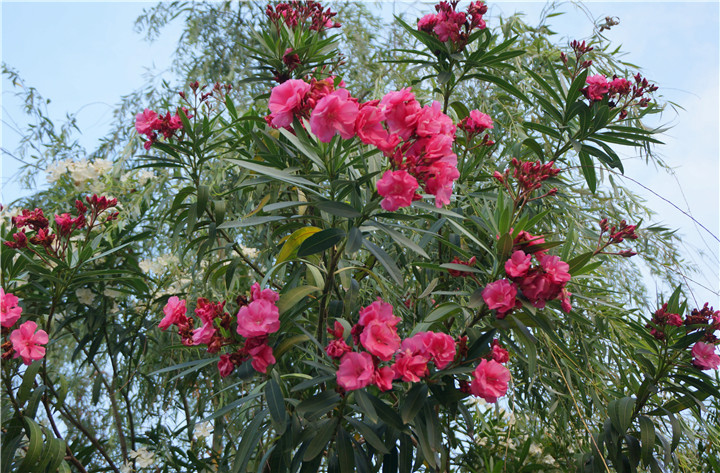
(1, 1), (718, 305)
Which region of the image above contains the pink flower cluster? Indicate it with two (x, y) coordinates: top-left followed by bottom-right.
(493, 158), (560, 197)
(266, 80), (460, 210)
(330, 299), (457, 391)
(582, 73), (657, 119)
(447, 256), (477, 277)
(4, 196), (118, 259)
(265, 1), (340, 32)
(135, 107), (191, 150)
(329, 299), (511, 404)
(483, 241), (572, 317)
(458, 110), (493, 137)
(159, 283), (280, 376)
(417, 1), (488, 50)
(457, 339), (511, 403)
(1, 289), (48, 365)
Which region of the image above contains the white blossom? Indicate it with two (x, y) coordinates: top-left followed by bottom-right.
(128, 448), (155, 468)
(46, 160), (69, 183)
(137, 169), (155, 186)
(119, 461), (133, 473)
(529, 443), (543, 456)
(76, 288), (95, 305)
(240, 244), (260, 259)
(104, 288), (122, 298)
(194, 421), (213, 440)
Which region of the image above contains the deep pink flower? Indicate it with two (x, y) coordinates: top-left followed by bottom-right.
(609, 78), (631, 96)
(422, 161), (460, 208)
(9, 321), (48, 365)
(691, 342), (720, 370)
(482, 279), (517, 316)
(402, 331), (456, 369)
(159, 297), (187, 331)
(358, 299), (400, 327)
(250, 283), (280, 304)
(236, 299), (280, 338)
(560, 288), (572, 314)
(414, 101), (455, 138)
(490, 340), (509, 364)
(360, 319), (401, 361)
(355, 101), (389, 147)
(584, 74), (610, 101)
(54, 213), (75, 236)
(417, 14), (438, 33)
(248, 343), (276, 373)
(539, 255), (571, 285)
(667, 313), (683, 327)
(377, 170), (419, 211)
(218, 354), (235, 378)
(135, 109), (158, 136)
(470, 359), (510, 403)
(1, 288), (23, 329)
(372, 366), (394, 391)
(337, 352), (374, 390)
(505, 250), (532, 278)
(460, 110), (494, 135)
(326, 339), (351, 359)
(513, 230), (547, 256)
(310, 88), (359, 142)
(379, 88), (421, 140)
(392, 349), (429, 382)
(268, 79), (311, 128)
(192, 322), (216, 345)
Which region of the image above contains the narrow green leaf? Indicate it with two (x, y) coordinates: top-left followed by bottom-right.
(362, 240), (403, 285)
(608, 397), (636, 434)
(400, 384), (428, 424)
(579, 150), (597, 192)
(638, 415), (655, 465)
(17, 362), (41, 407)
(231, 410), (268, 473)
(278, 286), (320, 315)
(347, 418), (389, 454)
(315, 201), (361, 218)
(303, 418), (339, 461)
(266, 379), (287, 432)
(297, 228), (345, 257)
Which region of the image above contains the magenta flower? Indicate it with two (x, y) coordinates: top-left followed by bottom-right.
(10, 321), (48, 365)
(159, 296), (187, 331)
(401, 331), (456, 369)
(414, 101), (455, 138)
(325, 338), (351, 359)
(422, 161), (460, 208)
(248, 343), (276, 374)
(135, 109), (159, 136)
(310, 88), (359, 142)
(192, 321), (216, 345)
(268, 79), (311, 128)
(377, 170), (419, 211)
(691, 342), (720, 370)
(1, 288), (23, 329)
(360, 320), (401, 361)
(379, 88), (421, 140)
(392, 349), (429, 382)
(372, 366), (395, 391)
(337, 352), (374, 391)
(470, 359), (510, 403)
(358, 298), (399, 327)
(490, 339), (509, 364)
(218, 354), (235, 378)
(539, 255), (571, 285)
(584, 74), (610, 101)
(505, 250), (532, 278)
(236, 299), (280, 338)
(482, 279), (518, 317)
(460, 110), (494, 135)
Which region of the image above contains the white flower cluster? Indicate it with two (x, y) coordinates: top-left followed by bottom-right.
(139, 254), (179, 275)
(194, 421), (213, 440)
(76, 288), (95, 305)
(127, 447), (155, 469)
(239, 244), (260, 259)
(46, 158), (114, 186)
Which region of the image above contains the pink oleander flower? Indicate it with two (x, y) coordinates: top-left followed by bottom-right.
(392, 349), (429, 382)
(401, 331), (456, 369)
(414, 101), (455, 138)
(9, 321), (48, 365)
(192, 321), (216, 346)
(560, 288), (572, 314)
(513, 230), (547, 256)
(667, 313), (683, 327)
(135, 109), (158, 136)
(691, 342), (720, 370)
(337, 351), (374, 391)
(268, 79), (311, 128)
(355, 100), (389, 147)
(490, 339), (509, 363)
(310, 88), (359, 142)
(218, 354), (235, 378)
(470, 358), (510, 403)
(422, 161), (460, 208)
(248, 343), (276, 373)
(379, 88), (421, 140)
(159, 297), (187, 331)
(236, 298), (280, 338)
(373, 366), (394, 391)
(505, 250), (532, 278)
(358, 298), (400, 327)
(609, 77), (631, 96)
(539, 255), (571, 285)
(460, 110), (493, 135)
(326, 338), (352, 359)
(584, 74), (610, 102)
(1, 288), (23, 329)
(250, 283), (280, 304)
(417, 14), (438, 33)
(482, 279), (518, 317)
(377, 169), (419, 212)
(360, 319), (401, 361)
